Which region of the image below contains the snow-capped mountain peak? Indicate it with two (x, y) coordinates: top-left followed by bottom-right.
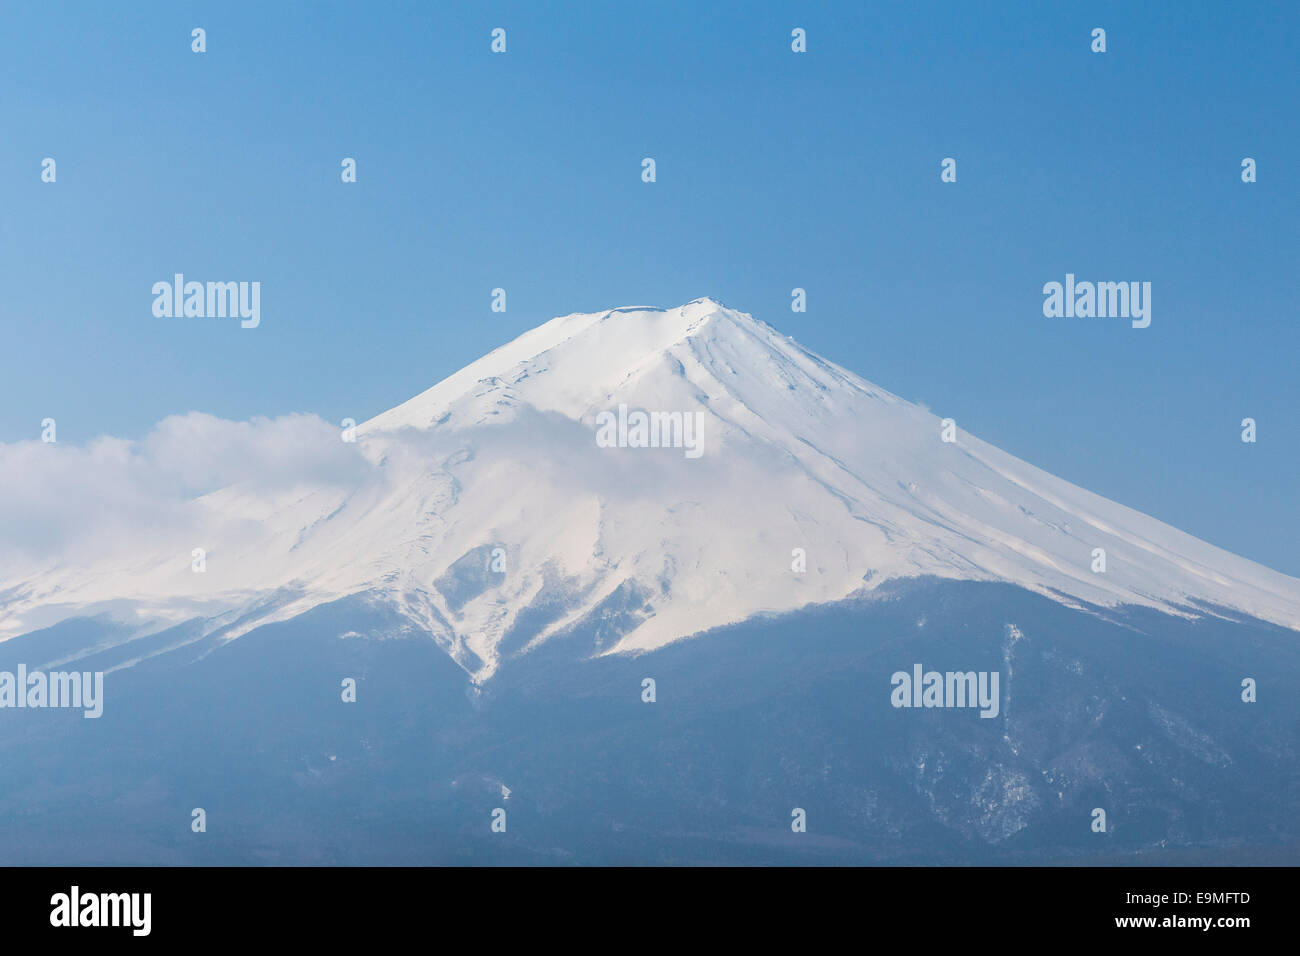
(3, 300), (1298, 681)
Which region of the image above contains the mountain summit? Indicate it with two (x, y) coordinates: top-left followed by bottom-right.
(4, 299), (1299, 681)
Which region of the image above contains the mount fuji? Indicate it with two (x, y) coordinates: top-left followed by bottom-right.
(2, 298), (1298, 865)
(3, 297), (1297, 679)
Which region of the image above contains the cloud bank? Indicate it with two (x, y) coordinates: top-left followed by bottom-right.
(0, 412), (370, 570)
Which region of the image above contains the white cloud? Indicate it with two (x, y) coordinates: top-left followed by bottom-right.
(0, 412), (368, 569)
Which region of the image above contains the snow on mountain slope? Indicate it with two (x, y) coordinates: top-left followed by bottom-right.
(2, 297), (1298, 680)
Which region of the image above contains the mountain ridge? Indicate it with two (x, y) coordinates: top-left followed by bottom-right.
(1, 298), (1297, 682)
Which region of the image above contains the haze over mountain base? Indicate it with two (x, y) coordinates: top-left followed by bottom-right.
(1, 578), (1295, 865)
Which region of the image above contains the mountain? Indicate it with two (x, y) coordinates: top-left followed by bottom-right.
(2, 298), (1297, 681)
(1, 299), (1298, 865)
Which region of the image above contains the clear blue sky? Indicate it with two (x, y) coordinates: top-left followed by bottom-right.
(1, 1), (1296, 574)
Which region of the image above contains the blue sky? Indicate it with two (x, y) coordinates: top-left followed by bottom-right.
(1, 0), (1296, 574)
